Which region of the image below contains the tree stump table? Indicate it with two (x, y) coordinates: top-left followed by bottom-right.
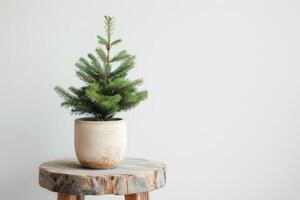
(39, 158), (167, 200)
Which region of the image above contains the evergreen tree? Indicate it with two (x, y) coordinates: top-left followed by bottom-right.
(55, 16), (148, 121)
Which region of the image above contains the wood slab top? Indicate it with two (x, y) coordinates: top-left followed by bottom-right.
(39, 158), (167, 195)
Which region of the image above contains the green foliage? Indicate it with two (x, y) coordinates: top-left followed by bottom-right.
(55, 16), (148, 120)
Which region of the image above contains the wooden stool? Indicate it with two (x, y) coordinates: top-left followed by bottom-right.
(39, 158), (167, 200)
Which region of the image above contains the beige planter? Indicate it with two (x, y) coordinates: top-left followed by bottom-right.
(74, 118), (127, 169)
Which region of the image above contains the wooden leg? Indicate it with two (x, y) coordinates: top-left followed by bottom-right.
(125, 192), (149, 200)
(57, 193), (85, 200)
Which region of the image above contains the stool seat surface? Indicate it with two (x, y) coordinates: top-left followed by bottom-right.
(39, 158), (166, 195)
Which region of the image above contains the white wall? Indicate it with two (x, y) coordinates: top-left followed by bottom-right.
(0, 0), (299, 199)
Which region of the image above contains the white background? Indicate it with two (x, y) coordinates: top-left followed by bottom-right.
(0, 0), (299, 199)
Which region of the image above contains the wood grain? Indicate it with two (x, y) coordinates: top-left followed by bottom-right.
(39, 158), (166, 196)
(125, 192), (149, 200)
(57, 193), (84, 200)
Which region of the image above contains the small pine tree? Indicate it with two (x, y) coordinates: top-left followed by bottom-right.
(55, 16), (148, 121)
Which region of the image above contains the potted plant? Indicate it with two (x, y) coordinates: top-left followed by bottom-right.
(55, 16), (148, 169)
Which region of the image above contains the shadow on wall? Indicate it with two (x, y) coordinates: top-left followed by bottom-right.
(0, 132), (48, 199)
(0, 113), (73, 200)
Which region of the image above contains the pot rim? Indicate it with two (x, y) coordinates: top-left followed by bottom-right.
(75, 117), (125, 124)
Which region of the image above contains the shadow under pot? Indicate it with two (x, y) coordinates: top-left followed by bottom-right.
(74, 118), (127, 169)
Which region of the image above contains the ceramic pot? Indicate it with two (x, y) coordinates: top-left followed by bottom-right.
(74, 118), (127, 169)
